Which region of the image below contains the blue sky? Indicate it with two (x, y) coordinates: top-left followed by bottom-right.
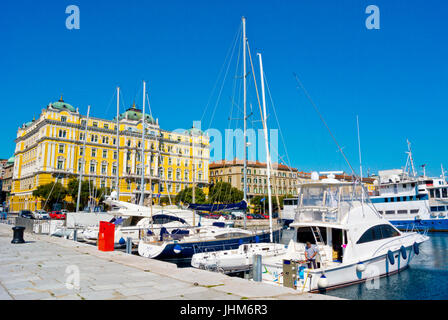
(1, 0), (447, 177)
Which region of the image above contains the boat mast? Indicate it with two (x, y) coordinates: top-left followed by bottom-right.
(406, 140), (417, 178)
(442, 164), (446, 181)
(356, 116), (364, 205)
(76, 105), (90, 213)
(139, 81), (146, 206)
(116, 87), (120, 200)
(258, 53), (273, 243)
(242, 16), (248, 229)
(192, 129), (196, 226)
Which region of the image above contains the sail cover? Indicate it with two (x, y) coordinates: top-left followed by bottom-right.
(188, 200), (247, 212)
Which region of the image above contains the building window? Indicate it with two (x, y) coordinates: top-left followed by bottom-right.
(92, 148), (97, 157)
(61, 116), (67, 122)
(92, 121), (98, 127)
(90, 161), (96, 173)
(184, 170), (189, 181)
(101, 163), (107, 175)
(168, 169), (173, 180)
(104, 124), (109, 129)
(113, 138), (116, 145)
(58, 130), (67, 138)
(79, 147), (84, 156)
(102, 149), (107, 158)
(80, 133), (85, 141)
(102, 136), (109, 144)
(113, 151), (117, 160)
(57, 158), (64, 170)
(112, 163), (117, 175)
(58, 144), (64, 153)
(176, 169), (181, 181)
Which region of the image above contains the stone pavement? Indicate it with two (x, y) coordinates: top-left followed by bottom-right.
(0, 223), (341, 300)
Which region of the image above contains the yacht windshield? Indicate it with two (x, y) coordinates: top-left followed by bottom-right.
(300, 183), (368, 208)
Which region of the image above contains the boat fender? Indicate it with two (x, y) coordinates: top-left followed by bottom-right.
(317, 275), (328, 289)
(400, 246), (407, 260)
(173, 244), (182, 254)
(413, 242), (420, 255)
(387, 250), (395, 265)
(119, 237), (126, 245)
(356, 263), (366, 272)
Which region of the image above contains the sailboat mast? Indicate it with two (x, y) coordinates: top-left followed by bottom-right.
(192, 130), (196, 226)
(242, 16), (248, 229)
(76, 105), (90, 212)
(116, 87), (120, 200)
(139, 81), (146, 206)
(258, 53), (273, 243)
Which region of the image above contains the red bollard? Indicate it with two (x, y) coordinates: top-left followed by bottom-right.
(98, 221), (115, 252)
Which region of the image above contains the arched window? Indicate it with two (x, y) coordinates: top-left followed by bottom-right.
(176, 169), (181, 181)
(90, 160), (97, 174)
(184, 170), (189, 181)
(357, 224), (400, 244)
(57, 157), (65, 170)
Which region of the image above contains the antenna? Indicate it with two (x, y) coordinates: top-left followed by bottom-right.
(405, 140), (417, 178)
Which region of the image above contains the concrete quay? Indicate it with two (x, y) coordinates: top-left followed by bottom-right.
(0, 223), (341, 300)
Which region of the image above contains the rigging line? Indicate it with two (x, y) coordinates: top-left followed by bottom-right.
(292, 72), (356, 177)
(264, 72), (294, 175)
(103, 89), (117, 117)
(201, 23), (242, 124)
(207, 28), (240, 131)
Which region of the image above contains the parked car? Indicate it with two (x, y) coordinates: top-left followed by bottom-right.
(33, 210), (50, 220)
(49, 211), (66, 220)
(61, 209), (69, 214)
(19, 210), (34, 219)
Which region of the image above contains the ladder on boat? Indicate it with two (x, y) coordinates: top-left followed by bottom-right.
(310, 226), (328, 264)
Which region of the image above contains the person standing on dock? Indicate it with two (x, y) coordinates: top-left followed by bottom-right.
(305, 242), (318, 269)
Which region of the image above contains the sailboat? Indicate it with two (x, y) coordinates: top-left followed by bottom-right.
(136, 18), (282, 260)
(190, 46), (284, 272)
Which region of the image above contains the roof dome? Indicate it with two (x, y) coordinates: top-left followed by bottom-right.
(50, 96), (76, 113)
(7, 156), (14, 165)
(116, 104), (155, 124)
(186, 127), (203, 136)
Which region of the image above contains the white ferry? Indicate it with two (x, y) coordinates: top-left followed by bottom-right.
(370, 169), (448, 231)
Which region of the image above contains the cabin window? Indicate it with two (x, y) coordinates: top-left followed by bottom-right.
(357, 224), (400, 244)
(442, 188), (448, 198)
(385, 210), (395, 214)
(397, 210), (408, 214)
(410, 209), (419, 214)
(430, 189), (435, 198)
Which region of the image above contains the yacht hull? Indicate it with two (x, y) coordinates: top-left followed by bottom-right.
(262, 242), (424, 293)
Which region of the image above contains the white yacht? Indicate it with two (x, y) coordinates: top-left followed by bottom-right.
(81, 194), (231, 245)
(191, 242), (287, 273)
(261, 178), (428, 293)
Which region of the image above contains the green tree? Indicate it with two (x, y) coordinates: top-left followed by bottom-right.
(208, 182), (244, 204)
(67, 179), (112, 210)
(250, 194), (286, 214)
(67, 179), (91, 210)
(175, 187), (206, 205)
(32, 182), (68, 211)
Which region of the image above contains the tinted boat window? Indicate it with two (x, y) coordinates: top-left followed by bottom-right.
(357, 224), (400, 244)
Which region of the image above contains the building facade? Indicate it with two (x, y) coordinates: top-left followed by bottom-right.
(209, 159), (308, 200)
(9, 98), (209, 211)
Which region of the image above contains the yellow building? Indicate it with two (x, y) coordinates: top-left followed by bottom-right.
(10, 97), (210, 211)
